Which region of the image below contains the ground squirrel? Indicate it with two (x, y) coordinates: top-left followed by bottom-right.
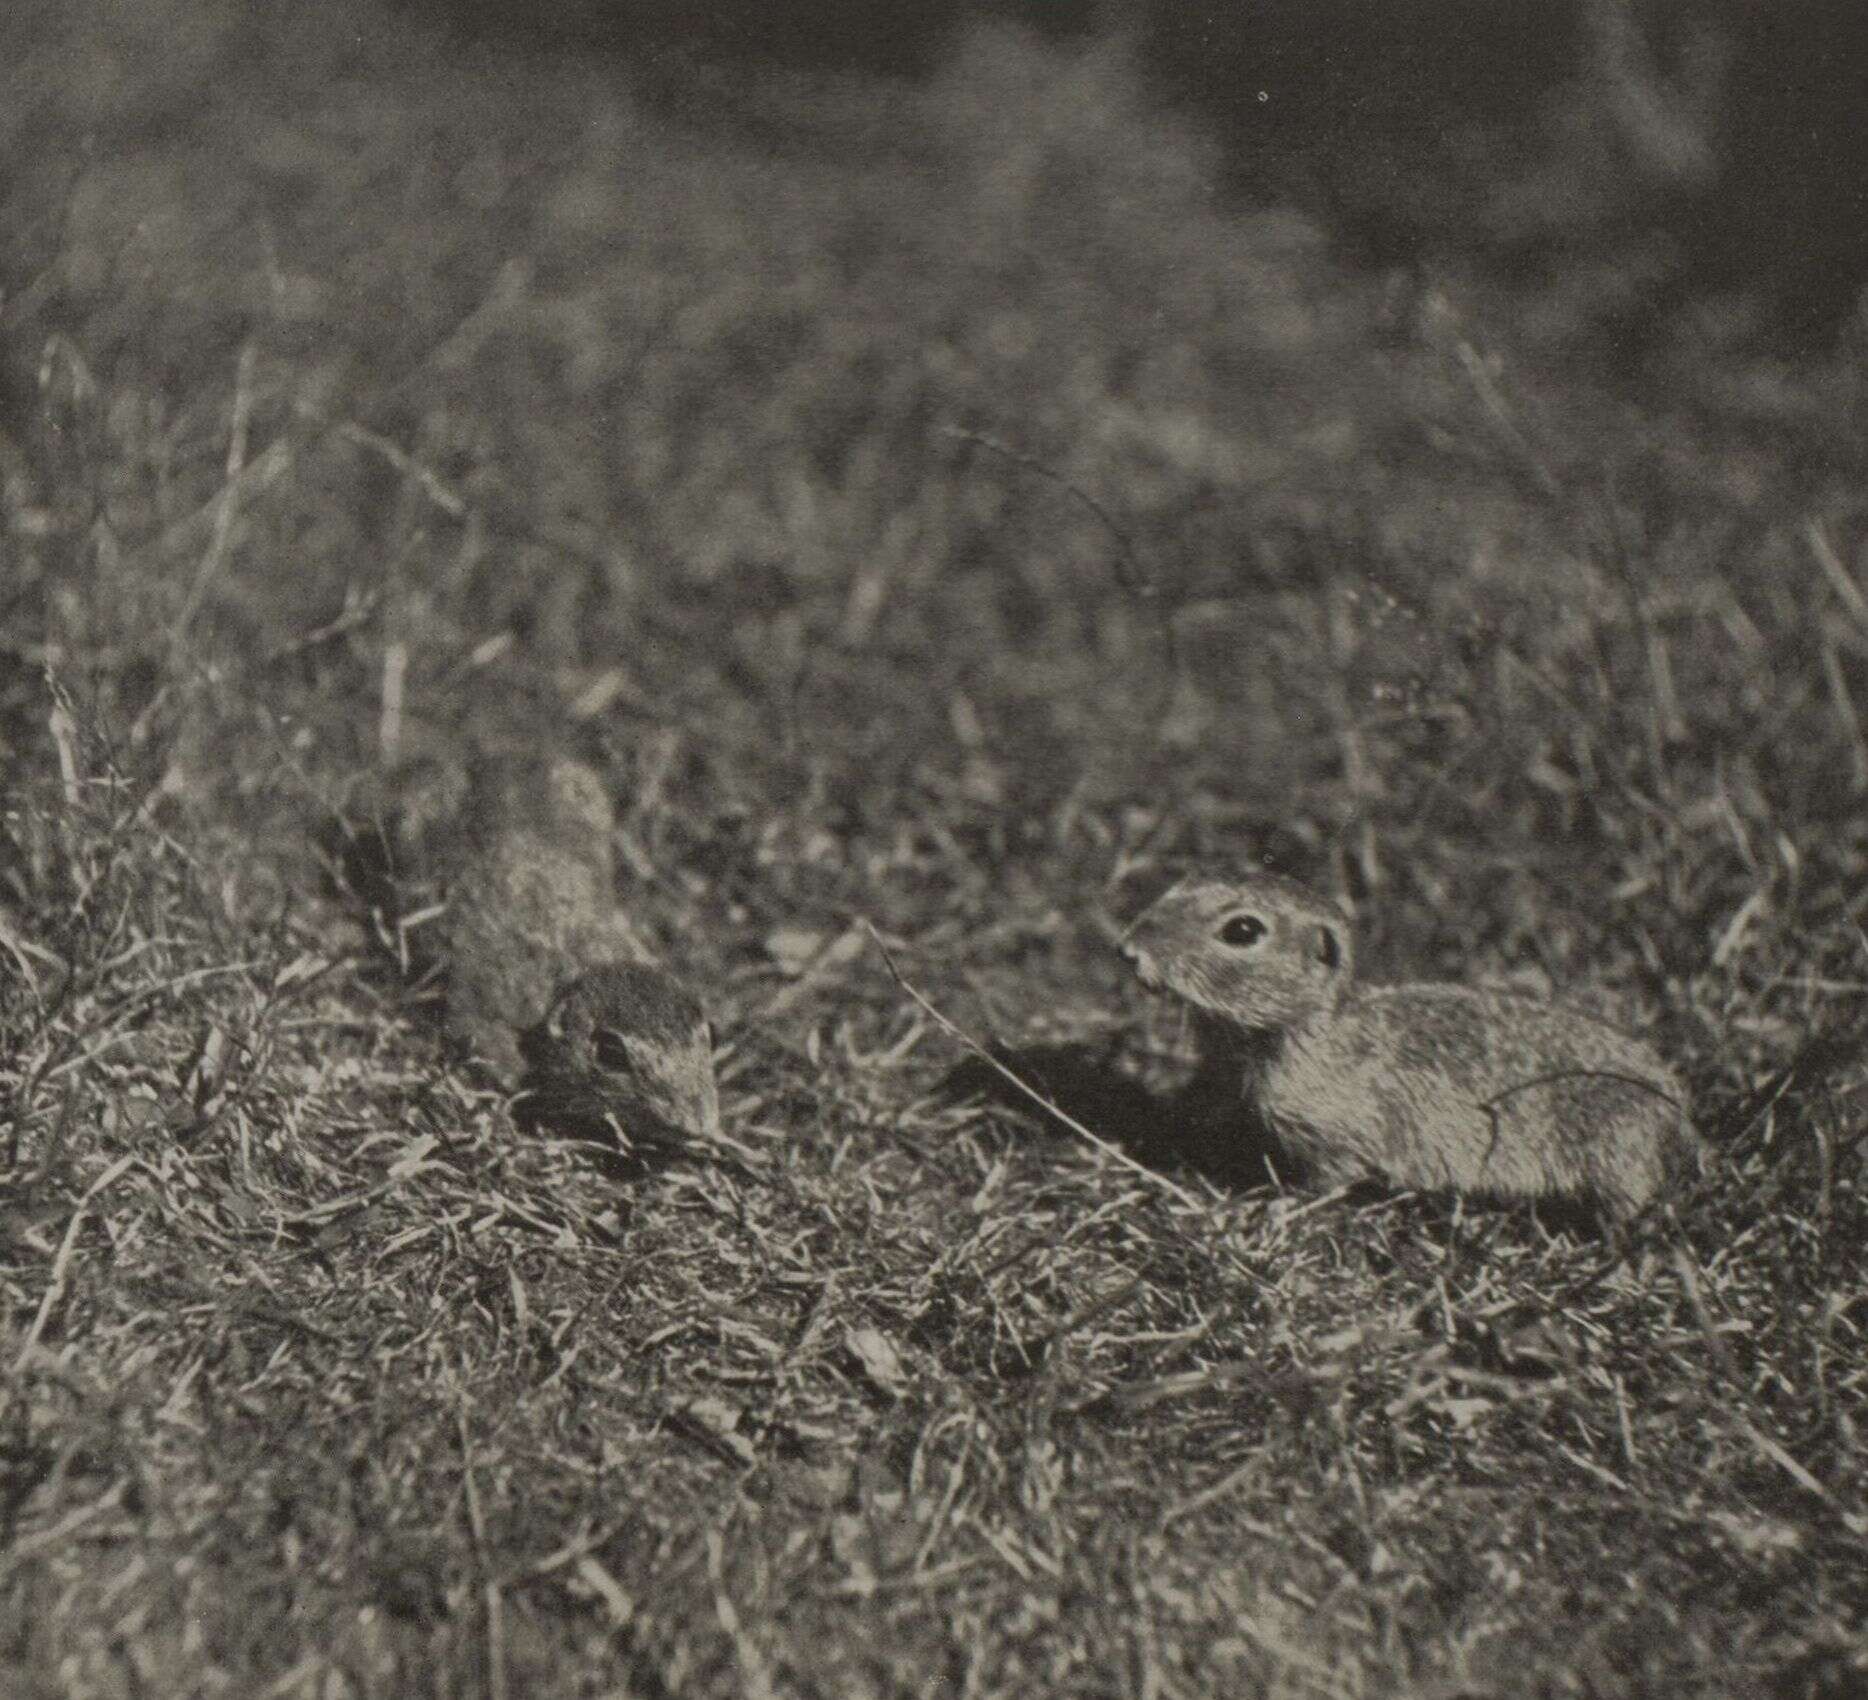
(518, 962), (721, 1159)
(439, 752), (652, 1085)
(1121, 871), (1705, 1219)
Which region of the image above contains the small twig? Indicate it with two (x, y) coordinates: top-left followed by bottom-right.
(707, 1528), (779, 1700)
(1033, 1273), (1147, 1360)
(1672, 1248), (1859, 1525)
(942, 429), (1154, 603)
(863, 921), (1205, 1212)
(45, 668), (83, 808)
(1160, 1456), (1280, 1528)
(1820, 638), (1868, 791)
(380, 641), (407, 769)
(1480, 1067), (1684, 1115)
(942, 427), (1181, 730)
(131, 586), (383, 751)
(1599, 523), (1679, 789)
(457, 1398), (508, 1700)
(1808, 519), (1868, 638)
(301, 407), (467, 520)
(1446, 330), (1562, 505)
(0, 1480), (128, 1565)
(262, 586), (382, 665)
(172, 341), (264, 642)
(14, 1152), (137, 1372)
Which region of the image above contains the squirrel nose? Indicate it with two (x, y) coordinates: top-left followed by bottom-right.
(1120, 923), (1166, 989)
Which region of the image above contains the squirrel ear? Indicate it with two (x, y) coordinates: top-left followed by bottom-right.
(1313, 924), (1341, 969)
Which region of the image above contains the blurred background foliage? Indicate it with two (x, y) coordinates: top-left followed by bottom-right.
(7, 0), (1866, 358)
(1, 0), (1864, 894)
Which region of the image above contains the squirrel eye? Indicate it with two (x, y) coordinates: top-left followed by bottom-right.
(594, 1027), (636, 1076)
(1218, 914), (1266, 948)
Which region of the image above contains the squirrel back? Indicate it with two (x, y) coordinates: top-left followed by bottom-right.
(440, 752), (649, 1084)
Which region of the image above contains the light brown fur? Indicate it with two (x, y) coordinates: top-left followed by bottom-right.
(439, 752), (652, 1085)
(1122, 872), (1705, 1219)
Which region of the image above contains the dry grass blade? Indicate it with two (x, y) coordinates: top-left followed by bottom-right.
(457, 1398), (509, 1700)
(13, 1152), (137, 1373)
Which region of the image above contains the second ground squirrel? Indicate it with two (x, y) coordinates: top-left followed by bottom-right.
(439, 752), (653, 1085)
(1121, 871), (1705, 1219)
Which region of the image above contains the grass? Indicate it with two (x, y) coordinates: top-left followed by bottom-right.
(2, 4), (1867, 1696)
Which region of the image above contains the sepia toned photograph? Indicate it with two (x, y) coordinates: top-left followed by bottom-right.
(2, 2), (1864, 1694)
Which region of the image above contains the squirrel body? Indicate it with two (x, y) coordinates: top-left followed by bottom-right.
(439, 752), (651, 1085)
(1123, 872), (1704, 1218)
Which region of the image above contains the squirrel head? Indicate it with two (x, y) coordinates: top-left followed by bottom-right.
(469, 752), (616, 849)
(538, 755), (616, 844)
(1121, 871), (1353, 1030)
(521, 962), (721, 1148)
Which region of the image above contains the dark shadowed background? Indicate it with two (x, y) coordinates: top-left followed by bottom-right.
(387, 0), (1868, 350)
